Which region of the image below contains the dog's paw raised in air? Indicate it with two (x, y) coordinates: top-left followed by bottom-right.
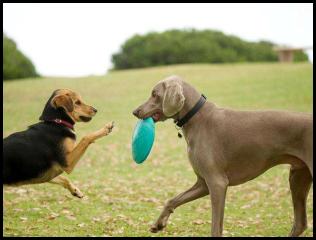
(92, 122), (115, 140)
(105, 121), (115, 134)
(102, 121), (114, 136)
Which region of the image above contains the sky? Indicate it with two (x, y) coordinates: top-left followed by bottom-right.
(3, 3), (313, 77)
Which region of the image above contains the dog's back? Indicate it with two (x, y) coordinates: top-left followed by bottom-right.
(210, 107), (313, 178)
(3, 122), (75, 185)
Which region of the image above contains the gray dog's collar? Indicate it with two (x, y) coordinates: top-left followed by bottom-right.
(174, 94), (207, 137)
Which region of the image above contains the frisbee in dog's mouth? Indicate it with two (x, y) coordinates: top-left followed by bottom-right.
(80, 116), (92, 122)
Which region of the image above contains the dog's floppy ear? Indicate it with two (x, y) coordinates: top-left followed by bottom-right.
(162, 79), (185, 117)
(51, 94), (74, 112)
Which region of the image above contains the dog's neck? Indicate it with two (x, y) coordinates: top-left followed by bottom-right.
(176, 81), (202, 121)
(175, 81), (215, 138)
(39, 94), (75, 127)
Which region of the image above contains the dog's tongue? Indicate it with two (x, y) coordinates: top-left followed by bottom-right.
(152, 112), (161, 122)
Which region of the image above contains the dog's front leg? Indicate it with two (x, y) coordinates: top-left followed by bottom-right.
(151, 177), (209, 233)
(205, 175), (228, 237)
(64, 122), (114, 174)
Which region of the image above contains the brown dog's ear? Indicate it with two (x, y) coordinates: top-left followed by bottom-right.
(162, 79), (185, 117)
(51, 94), (74, 112)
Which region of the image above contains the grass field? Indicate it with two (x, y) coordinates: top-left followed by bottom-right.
(3, 62), (313, 237)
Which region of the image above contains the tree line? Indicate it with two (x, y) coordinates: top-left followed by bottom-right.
(111, 29), (308, 70)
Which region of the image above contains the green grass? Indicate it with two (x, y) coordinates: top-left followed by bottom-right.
(3, 62), (313, 237)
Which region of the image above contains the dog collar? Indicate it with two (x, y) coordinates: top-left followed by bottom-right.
(174, 94), (207, 137)
(44, 118), (75, 130)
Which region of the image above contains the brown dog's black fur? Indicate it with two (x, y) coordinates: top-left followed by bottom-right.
(4, 89), (113, 197)
(3, 91), (75, 184)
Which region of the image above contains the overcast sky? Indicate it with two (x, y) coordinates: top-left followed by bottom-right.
(3, 3), (313, 77)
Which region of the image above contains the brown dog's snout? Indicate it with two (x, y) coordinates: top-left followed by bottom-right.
(91, 107), (98, 113)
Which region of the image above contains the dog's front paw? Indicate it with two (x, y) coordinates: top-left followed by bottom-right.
(98, 121), (114, 138)
(105, 121), (114, 134)
(100, 121), (114, 136)
(150, 221), (166, 233)
(91, 121), (115, 141)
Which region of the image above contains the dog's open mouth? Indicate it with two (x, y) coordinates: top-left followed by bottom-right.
(152, 112), (161, 122)
(140, 110), (164, 122)
(79, 116), (92, 122)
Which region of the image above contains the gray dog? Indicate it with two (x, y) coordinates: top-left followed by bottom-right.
(133, 75), (313, 237)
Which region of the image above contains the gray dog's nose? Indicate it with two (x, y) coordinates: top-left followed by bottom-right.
(133, 109), (140, 117)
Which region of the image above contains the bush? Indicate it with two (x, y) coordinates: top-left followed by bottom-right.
(293, 50), (309, 62)
(3, 34), (39, 80)
(111, 29), (308, 69)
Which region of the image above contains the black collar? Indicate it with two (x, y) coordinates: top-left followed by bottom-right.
(174, 94), (207, 128)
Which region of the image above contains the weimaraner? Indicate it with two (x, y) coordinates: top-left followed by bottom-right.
(132, 75), (313, 237)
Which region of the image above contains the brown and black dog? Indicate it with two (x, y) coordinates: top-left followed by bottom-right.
(3, 89), (114, 198)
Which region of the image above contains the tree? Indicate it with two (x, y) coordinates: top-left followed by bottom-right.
(3, 33), (39, 80)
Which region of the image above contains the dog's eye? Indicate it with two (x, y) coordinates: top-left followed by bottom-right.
(75, 100), (81, 105)
(152, 91), (156, 98)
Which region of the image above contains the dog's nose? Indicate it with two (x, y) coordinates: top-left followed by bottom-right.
(133, 109), (140, 117)
(91, 107), (97, 113)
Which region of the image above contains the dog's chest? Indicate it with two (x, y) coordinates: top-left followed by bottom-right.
(63, 137), (76, 154)
(186, 143), (209, 176)
(185, 128), (220, 177)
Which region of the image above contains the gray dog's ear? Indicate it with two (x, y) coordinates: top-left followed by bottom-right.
(162, 79), (185, 117)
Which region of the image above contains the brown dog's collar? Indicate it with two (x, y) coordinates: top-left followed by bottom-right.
(44, 118), (74, 130)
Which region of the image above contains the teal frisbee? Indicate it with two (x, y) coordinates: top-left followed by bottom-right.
(132, 117), (155, 164)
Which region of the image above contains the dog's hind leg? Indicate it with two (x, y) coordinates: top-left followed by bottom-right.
(49, 175), (84, 198)
(289, 166), (312, 237)
(150, 177), (209, 233)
